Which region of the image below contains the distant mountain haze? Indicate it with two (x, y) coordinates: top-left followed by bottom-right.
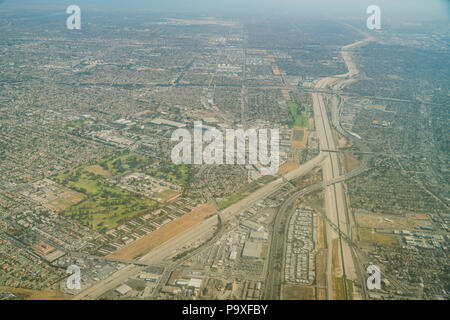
(1, 0), (448, 22)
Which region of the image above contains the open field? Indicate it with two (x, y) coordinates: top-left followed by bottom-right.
(21, 179), (86, 213)
(108, 202), (217, 260)
(0, 286), (71, 300)
(278, 160), (300, 175)
(282, 285), (315, 300)
(331, 238), (345, 300)
(218, 193), (245, 209)
(317, 216), (325, 250)
(315, 250), (327, 300)
(358, 227), (399, 247)
(335, 277), (353, 300)
(355, 212), (432, 230)
(331, 238), (340, 276)
(155, 189), (181, 202)
(49, 189), (85, 212)
(288, 102), (311, 128)
(292, 127), (308, 149)
(342, 153), (360, 174)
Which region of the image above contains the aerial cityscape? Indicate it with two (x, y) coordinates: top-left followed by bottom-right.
(0, 0), (448, 303)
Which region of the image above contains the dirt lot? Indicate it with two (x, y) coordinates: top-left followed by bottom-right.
(342, 153), (360, 174)
(272, 66), (281, 75)
(155, 189), (181, 202)
(317, 216), (325, 250)
(282, 285), (315, 300)
(49, 189), (85, 212)
(358, 227), (399, 247)
(355, 212), (432, 230)
(108, 202), (217, 260)
(0, 286), (71, 300)
(291, 127), (308, 149)
(278, 160), (300, 175)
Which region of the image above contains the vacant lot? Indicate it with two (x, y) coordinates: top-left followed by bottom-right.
(282, 285), (315, 300)
(218, 193), (245, 209)
(355, 212), (432, 230)
(0, 286), (70, 300)
(278, 160), (300, 175)
(108, 202), (217, 260)
(155, 189), (181, 202)
(49, 188), (85, 212)
(358, 227), (399, 247)
(317, 216), (325, 250)
(292, 127), (308, 149)
(342, 153), (360, 174)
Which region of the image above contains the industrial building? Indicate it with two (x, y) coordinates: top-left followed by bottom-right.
(250, 231), (269, 241)
(242, 241), (262, 259)
(240, 220), (264, 232)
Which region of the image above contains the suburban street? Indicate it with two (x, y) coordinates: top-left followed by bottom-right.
(73, 154), (326, 299)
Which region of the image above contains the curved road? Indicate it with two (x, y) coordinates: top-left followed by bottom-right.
(264, 35), (376, 300)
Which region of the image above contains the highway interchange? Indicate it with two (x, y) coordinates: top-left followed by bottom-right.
(263, 35), (376, 300)
(74, 35), (374, 301)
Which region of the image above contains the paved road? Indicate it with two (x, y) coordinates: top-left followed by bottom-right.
(310, 36), (377, 300)
(73, 154), (325, 299)
(264, 36), (376, 300)
(263, 163), (369, 299)
(74, 34), (375, 300)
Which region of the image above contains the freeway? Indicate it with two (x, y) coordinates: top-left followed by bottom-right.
(74, 33), (374, 300)
(263, 164), (369, 299)
(312, 77), (352, 299)
(73, 153), (326, 300)
(264, 35), (376, 300)
(310, 36), (378, 300)
(73, 215), (219, 300)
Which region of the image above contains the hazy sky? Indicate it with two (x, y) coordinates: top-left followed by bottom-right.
(1, 0), (449, 22)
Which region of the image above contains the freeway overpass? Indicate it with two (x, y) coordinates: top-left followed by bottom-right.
(73, 153), (326, 300)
